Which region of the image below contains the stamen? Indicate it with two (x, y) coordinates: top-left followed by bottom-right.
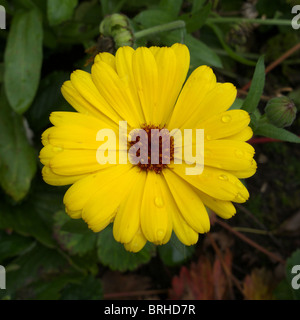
(129, 124), (174, 174)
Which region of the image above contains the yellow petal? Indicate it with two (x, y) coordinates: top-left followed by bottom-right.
(65, 207), (82, 219)
(163, 169), (210, 233)
(49, 148), (114, 175)
(132, 47), (158, 124)
(171, 209), (199, 246)
(47, 125), (103, 150)
(63, 165), (131, 218)
(49, 111), (117, 131)
(204, 140), (255, 171)
(151, 46), (189, 125)
(140, 172), (172, 245)
(171, 43), (190, 89)
(183, 82), (237, 129)
(39, 144), (63, 166)
(47, 125), (124, 151)
(82, 165), (137, 232)
(172, 164), (249, 202)
(225, 126), (253, 141)
(124, 228), (147, 252)
(70, 70), (120, 123)
(61, 81), (102, 118)
(91, 61), (140, 127)
(94, 52), (116, 70)
(113, 170), (147, 244)
(199, 110), (250, 140)
(115, 46), (145, 124)
(42, 166), (88, 186)
(227, 159), (257, 178)
(196, 189), (236, 219)
(168, 65), (216, 129)
(41, 127), (54, 146)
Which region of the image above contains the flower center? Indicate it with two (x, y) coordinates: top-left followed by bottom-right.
(129, 124), (175, 174)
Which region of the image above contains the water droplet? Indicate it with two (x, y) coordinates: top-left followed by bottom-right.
(53, 146), (63, 152)
(221, 115), (232, 123)
(219, 174), (228, 181)
(154, 197), (164, 208)
(235, 150), (244, 158)
(206, 134), (212, 140)
(156, 229), (165, 241)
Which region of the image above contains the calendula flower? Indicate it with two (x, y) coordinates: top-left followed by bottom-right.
(40, 44), (256, 252)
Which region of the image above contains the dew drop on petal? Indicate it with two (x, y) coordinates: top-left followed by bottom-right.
(235, 150), (244, 158)
(156, 229), (165, 241)
(218, 174), (228, 181)
(221, 115), (232, 123)
(53, 146), (63, 152)
(154, 197), (164, 208)
(206, 134), (212, 140)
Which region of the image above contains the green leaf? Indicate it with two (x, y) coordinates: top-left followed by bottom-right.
(0, 200), (56, 248)
(0, 231), (34, 262)
(54, 211), (97, 256)
(157, 233), (195, 266)
(254, 122), (300, 143)
(159, 0), (183, 18)
(60, 219), (92, 235)
(100, 0), (126, 16)
(47, 0), (78, 26)
(133, 9), (174, 29)
(4, 8), (43, 114)
(97, 225), (155, 272)
(74, 0), (102, 24)
(155, 29), (222, 69)
(273, 278), (295, 300)
(207, 22), (257, 67)
(285, 249), (300, 300)
(3, 243), (68, 298)
(191, 0), (207, 13)
(180, 2), (212, 33)
(0, 89), (37, 202)
(241, 56), (266, 114)
(229, 97), (244, 110)
(25, 71), (70, 132)
(185, 34), (223, 69)
(28, 272), (88, 300)
(0, 63), (3, 84)
(61, 274), (103, 300)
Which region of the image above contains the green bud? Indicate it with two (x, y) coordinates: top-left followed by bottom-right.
(99, 14), (134, 49)
(265, 96), (297, 128)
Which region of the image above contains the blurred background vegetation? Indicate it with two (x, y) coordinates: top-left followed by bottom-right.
(0, 0), (300, 300)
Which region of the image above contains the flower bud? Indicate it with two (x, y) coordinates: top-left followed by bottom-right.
(265, 96), (297, 128)
(99, 14), (134, 49)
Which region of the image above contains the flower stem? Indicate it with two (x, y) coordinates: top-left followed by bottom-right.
(134, 20), (186, 40)
(207, 17), (292, 26)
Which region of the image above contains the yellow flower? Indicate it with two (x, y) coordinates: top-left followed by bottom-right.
(39, 44), (256, 252)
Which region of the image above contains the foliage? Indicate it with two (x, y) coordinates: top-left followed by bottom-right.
(0, 0), (299, 300)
